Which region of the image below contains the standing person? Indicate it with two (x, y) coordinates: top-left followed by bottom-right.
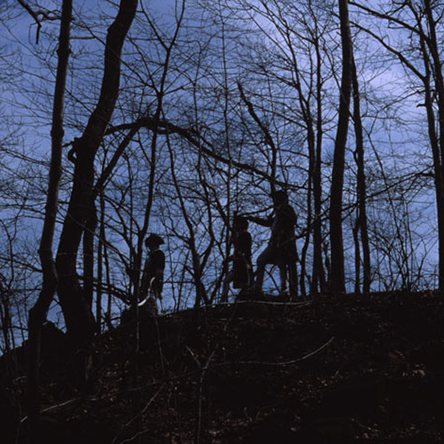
(139, 233), (165, 316)
(221, 215), (253, 302)
(248, 190), (298, 298)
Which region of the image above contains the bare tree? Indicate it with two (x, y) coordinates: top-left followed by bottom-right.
(55, 0), (137, 365)
(351, 45), (371, 294)
(349, 0), (444, 290)
(329, 0), (353, 293)
(26, 0), (72, 438)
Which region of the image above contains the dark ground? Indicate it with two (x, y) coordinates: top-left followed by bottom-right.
(1, 290), (443, 443)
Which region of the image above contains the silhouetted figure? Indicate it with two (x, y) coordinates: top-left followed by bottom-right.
(249, 190), (298, 298)
(221, 215), (253, 302)
(139, 233), (165, 316)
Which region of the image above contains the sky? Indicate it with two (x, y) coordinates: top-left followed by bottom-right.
(0, 0), (442, 351)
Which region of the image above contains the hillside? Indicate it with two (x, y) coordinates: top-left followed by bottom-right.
(2, 291), (444, 443)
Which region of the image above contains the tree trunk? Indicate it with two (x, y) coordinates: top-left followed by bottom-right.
(55, 0), (138, 377)
(423, 0), (444, 290)
(26, 0), (72, 440)
(329, 0), (352, 294)
(351, 53), (371, 294)
(96, 191), (106, 334)
(83, 202), (97, 309)
(311, 35), (326, 295)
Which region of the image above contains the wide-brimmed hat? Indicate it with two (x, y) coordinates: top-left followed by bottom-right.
(145, 233), (164, 246)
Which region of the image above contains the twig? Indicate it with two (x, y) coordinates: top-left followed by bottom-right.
(20, 397), (83, 423)
(17, 0), (42, 43)
(16, 0), (59, 44)
(117, 429), (150, 444)
(118, 337), (335, 398)
(111, 386), (163, 444)
(230, 299), (313, 307)
(194, 305), (239, 443)
(195, 348), (217, 444)
(216, 336), (335, 368)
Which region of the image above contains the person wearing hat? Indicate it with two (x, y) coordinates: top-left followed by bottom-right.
(248, 189), (298, 298)
(221, 215), (253, 302)
(139, 233), (165, 315)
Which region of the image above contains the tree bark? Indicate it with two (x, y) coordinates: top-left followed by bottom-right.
(351, 53), (371, 294)
(83, 203), (97, 309)
(329, 0), (352, 294)
(27, 0), (72, 440)
(311, 32), (326, 295)
(423, 0), (444, 290)
(55, 0), (138, 366)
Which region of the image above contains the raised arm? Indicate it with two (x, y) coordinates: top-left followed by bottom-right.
(248, 213), (273, 227)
